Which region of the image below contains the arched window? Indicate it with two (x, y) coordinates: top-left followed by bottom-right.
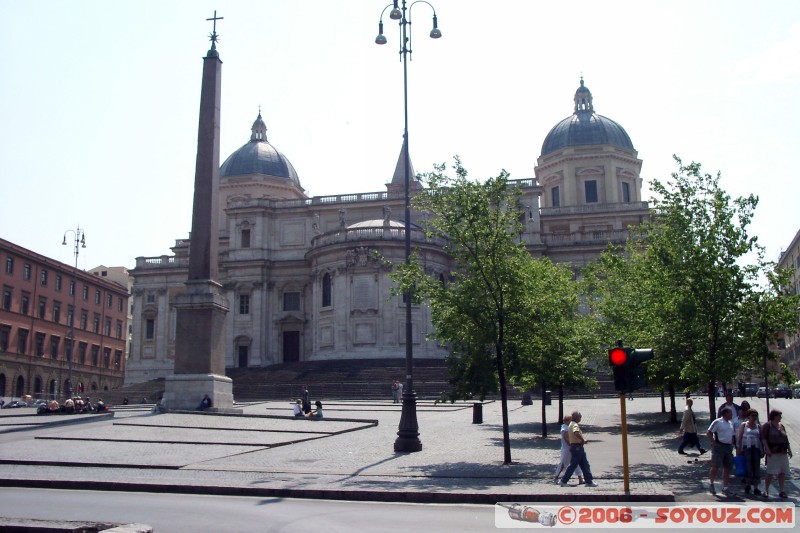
(322, 273), (332, 308)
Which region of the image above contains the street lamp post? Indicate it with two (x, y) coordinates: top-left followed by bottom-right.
(62, 226), (86, 400)
(375, 0), (441, 453)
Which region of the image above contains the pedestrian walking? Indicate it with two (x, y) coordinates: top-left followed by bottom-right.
(678, 398), (707, 455)
(761, 409), (793, 499)
(559, 411), (598, 487)
(707, 405), (736, 495)
(737, 408), (764, 495)
(554, 414), (584, 484)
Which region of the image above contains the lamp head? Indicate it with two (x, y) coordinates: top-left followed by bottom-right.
(389, 0), (401, 20)
(430, 14), (441, 39)
(62, 236), (67, 246)
(375, 20), (387, 45)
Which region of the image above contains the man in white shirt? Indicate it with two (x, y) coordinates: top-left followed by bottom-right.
(717, 392), (741, 433)
(707, 406), (736, 495)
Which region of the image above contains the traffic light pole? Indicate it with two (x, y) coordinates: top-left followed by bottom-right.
(619, 392), (630, 493)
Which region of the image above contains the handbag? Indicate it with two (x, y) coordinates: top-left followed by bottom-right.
(734, 455), (746, 477)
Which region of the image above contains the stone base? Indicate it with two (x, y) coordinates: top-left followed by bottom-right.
(163, 373), (240, 413)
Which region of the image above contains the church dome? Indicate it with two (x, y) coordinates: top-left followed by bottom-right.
(540, 79), (634, 157)
(220, 112), (301, 187)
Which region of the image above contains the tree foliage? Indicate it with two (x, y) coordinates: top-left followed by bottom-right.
(390, 158), (592, 461)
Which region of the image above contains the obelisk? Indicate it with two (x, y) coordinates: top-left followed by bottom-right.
(163, 12), (236, 412)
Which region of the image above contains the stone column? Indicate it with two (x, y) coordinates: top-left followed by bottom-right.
(164, 44), (237, 412)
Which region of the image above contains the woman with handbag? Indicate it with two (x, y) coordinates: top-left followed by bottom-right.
(736, 408), (764, 495)
(761, 409), (793, 499)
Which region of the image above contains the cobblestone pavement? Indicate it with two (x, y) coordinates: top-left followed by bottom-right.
(0, 396), (797, 504)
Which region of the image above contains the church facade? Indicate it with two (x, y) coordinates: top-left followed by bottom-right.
(126, 79), (650, 385)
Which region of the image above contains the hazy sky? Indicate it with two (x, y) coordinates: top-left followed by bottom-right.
(2, 1), (799, 272)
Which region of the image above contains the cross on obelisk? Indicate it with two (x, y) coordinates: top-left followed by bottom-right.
(164, 11), (238, 412)
(207, 10), (223, 49)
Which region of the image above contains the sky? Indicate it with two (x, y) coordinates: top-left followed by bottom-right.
(2, 1), (799, 273)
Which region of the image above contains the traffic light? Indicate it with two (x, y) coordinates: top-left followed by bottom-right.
(608, 346), (630, 392)
(627, 348), (654, 391)
(608, 343), (654, 393)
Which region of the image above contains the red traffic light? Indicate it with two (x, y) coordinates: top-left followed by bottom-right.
(609, 347), (628, 366)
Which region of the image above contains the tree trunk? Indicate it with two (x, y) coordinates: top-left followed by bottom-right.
(707, 380), (716, 419)
(558, 384), (564, 424)
(668, 384), (677, 423)
(660, 391), (666, 413)
(496, 346), (511, 465)
(540, 381), (548, 439)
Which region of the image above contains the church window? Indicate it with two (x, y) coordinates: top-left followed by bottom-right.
(283, 292), (300, 311)
(145, 319), (155, 340)
(146, 293), (155, 304)
(551, 186), (560, 207)
(585, 180), (598, 203)
(322, 273), (332, 308)
(239, 294), (250, 315)
(622, 182), (631, 203)
(241, 229), (251, 248)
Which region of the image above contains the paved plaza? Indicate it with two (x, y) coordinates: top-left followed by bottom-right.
(0, 395), (798, 505)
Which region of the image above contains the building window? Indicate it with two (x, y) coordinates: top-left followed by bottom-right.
(50, 336), (60, 358)
(2, 287), (11, 310)
(93, 314), (100, 333)
(622, 182), (631, 203)
(283, 292), (300, 311)
(91, 345), (99, 366)
(145, 319), (155, 340)
(118, 297), (123, 312)
(146, 293), (155, 304)
(0, 325), (10, 351)
(103, 348), (111, 368)
(104, 317), (111, 336)
(5, 257), (12, 274)
(322, 273), (332, 307)
(18, 329), (28, 354)
(82, 285), (88, 300)
(116, 320), (123, 339)
(37, 297), (47, 319)
(114, 350), (122, 368)
(53, 302), (61, 324)
(238, 294), (250, 315)
(551, 186), (560, 207)
(40, 269), (48, 286)
(80, 310), (88, 330)
(241, 228), (251, 248)
(105, 294), (112, 308)
(35, 332), (45, 357)
(78, 342), (87, 364)
(21, 293), (30, 315)
(69, 280), (75, 296)
(55, 275), (62, 291)
(67, 305), (74, 327)
(23, 263), (31, 280)
(585, 180), (598, 203)
(95, 290), (101, 305)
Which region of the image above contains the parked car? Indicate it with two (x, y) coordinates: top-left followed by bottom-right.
(757, 386), (774, 398)
(773, 384), (793, 398)
(742, 383), (759, 397)
(2, 400), (29, 409)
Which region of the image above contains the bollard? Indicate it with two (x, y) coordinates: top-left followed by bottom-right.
(521, 393), (532, 405)
(472, 402), (483, 424)
(545, 391), (552, 406)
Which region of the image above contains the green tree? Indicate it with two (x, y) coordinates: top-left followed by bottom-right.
(584, 156), (780, 418)
(391, 158), (590, 462)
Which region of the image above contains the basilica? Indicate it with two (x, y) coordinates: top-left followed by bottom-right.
(126, 78), (650, 385)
